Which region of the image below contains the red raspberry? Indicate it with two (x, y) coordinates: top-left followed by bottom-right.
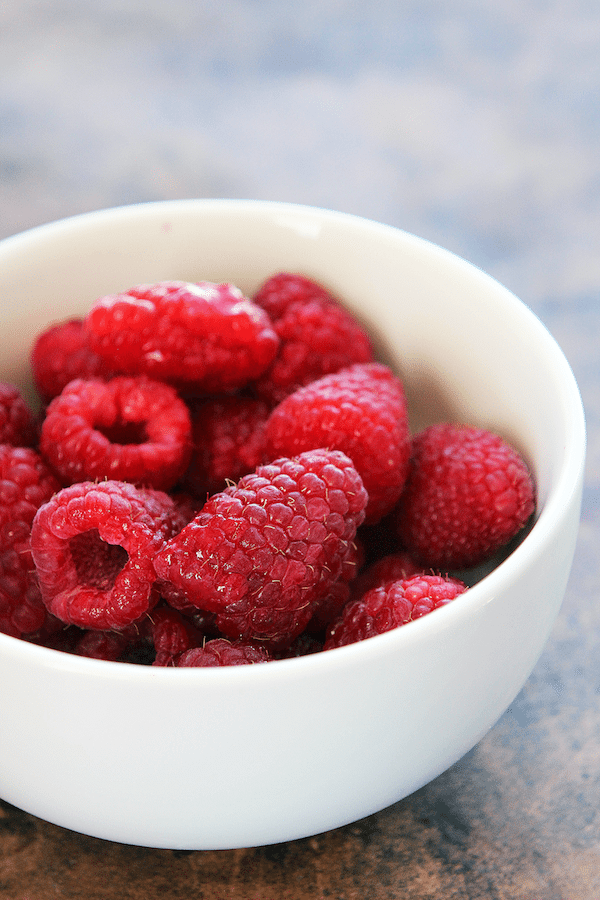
(395, 423), (536, 569)
(39, 376), (192, 491)
(324, 573), (467, 649)
(252, 273), (374, 405)
(184, 394), (270, 498)
(84, 281), (279, 392)
(73, 629), (132, 661)
(30, 318), (114, 402)
(154, 449), (368, 648)
(350, 550), (424, 600)
(176, 638), (270, 667)
(265, 362), (410, 525)
(253, 272), (332, 320)
(0, 445), (61, 637)
(148, 606), (204, 666)
(305, 538), (363, 632)
(0, 384), (38, 448)
(30, 480), (186, 630)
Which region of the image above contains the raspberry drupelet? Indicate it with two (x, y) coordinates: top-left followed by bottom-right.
(84, 280), (279, 393)
(40, 376), (192, 491)
(30, 318), (115, 402)
(0, 444), (61, 638)
(0, 384), (38, 448)
(154, 448), (368, 649)
(30, 480), (186, 631)
(349, 550), (424, 600)
(148, 606), (204, 666)
(252, 272), (374, 405)
(324, 573), (467, 650)
(395, 423), (536, 570)
(176, 638), (271, 667)
(183, 394), (270, 498)
(265, 362), (410, 525)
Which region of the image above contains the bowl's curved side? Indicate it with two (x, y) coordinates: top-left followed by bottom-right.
(0, 200), (586, 849)
(0, 477), (582, 850)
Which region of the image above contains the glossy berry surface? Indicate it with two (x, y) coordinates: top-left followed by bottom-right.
(184, 394), (269, 498)
(265, 362), (410, 524)
(0, 445), (61, 637)
(30, 480), (185, 630)
(0, 384), (38, 448)
(154, 448), (368, 647)
(176, 638), (271, 667)
(30, 318), (114, 401)
(324, 573), (467, 649)
(40, 376), (192, 491)
(395, 423), (536, 569)
(252, 272), (374, 405)
(84, 280), (279, 392)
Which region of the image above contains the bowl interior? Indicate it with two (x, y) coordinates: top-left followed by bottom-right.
(0, 199), (581, 505)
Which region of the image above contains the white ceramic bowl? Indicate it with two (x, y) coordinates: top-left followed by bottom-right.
(0, 200), (585, 850)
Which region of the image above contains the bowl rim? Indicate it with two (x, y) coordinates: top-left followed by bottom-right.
(0, 198), (587, 684)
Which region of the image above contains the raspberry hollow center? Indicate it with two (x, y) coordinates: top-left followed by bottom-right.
(97, 419), (149, 446)
(69, 529), (129, 591)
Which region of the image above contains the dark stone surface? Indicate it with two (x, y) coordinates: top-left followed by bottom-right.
(1, 2), (599, 896)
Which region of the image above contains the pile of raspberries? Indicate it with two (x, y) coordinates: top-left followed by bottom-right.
(0, 274), (536, 666)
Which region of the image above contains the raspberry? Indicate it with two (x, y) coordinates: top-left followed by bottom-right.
(84, 281), (279, 392)
(73, 629), (132, 661)
(0, 445), (61, 638)
(184, 394), (270, 498)
(39, 376), (192, 491)
(324, 573), (467, 649)
(350, 550), (424, 599)
(252, 273), (374, 405)
(0, 384), (38, 448)
(253, 272), (332, 320)
(149, 606), (204, 666)
(30, 480), (186, 630)
(395, 423), (536, 569)
(30, 318), (114, 402)
(176, 638), (270, 667)
(154, 448), (368, 648)
(265, 362), (410, 525)
(306, 538), (363, 632)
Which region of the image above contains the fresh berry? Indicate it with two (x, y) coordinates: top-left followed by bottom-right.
(265, 362), (410, 524)
(0, 384), (38, 448)
(253, 272), (333, 320)
(184, 394), (270, 498)
(154, 449), (368, 648)
(73, 629), (132, 661)
(324, 573), (467, 649)
(149, 606), (204, 666)
(252, 273), (374, 405)
(30, 318), (114, 402)
(39, 376), (192, 491)
(176, 638), (270, 667)
(395, 423), (536, 569)
(0, 445), (61, 637)
(30, 480), (186, 630)
(306, 538), (363, 632)
(84, 281), (279, 392)
(350, 551), (424, 600)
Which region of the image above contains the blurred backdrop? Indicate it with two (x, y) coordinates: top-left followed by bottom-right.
(2, 0), (599, 313)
